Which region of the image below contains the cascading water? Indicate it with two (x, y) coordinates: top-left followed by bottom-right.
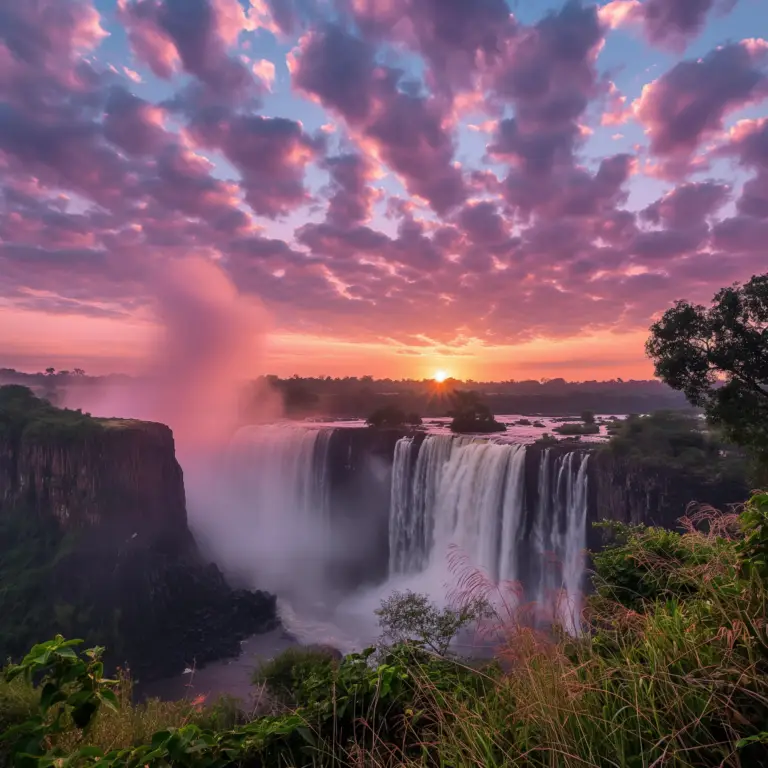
(389, 435), (456, 575)
(389, 437), (414, 574)
(214, 424), (590, 647)
(231, 424), (333, 525)
(209, 424), (335, 599)
(387, 436), (589, 632)
(430, 441), (527, 584)
(530, 451), (590, 632)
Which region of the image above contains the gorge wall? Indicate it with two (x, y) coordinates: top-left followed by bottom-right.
(590, 449), (749, 530)
(0, 387), (276, 679)
(224, 425), (749, 620)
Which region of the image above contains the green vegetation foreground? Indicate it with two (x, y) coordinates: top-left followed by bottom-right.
(4, 492), (768, 767)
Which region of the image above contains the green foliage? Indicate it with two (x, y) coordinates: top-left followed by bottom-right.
(376, 590), (490, 656)
(0, 386), (102, 443)
(0, 495), (72, 662)
(600, 410), (748, 483)
(553, 421), (600, 436)
(448, 390), (505, 434)
(591, 521), (739, 611)
(737, 492), (768, 579)
(0, 676), (38, 744)
(646, 273), (768, 483)
(253, 647), (338, 706)
(366, 404), (421, 428)
(1, 636), (118, 767)
(581, 410), (595, 424)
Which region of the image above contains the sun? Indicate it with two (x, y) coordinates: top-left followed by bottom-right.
(433, 370), (448, 383)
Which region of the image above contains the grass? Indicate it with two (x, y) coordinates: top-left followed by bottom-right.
(4, 495), (768, 767)
(0, 667), (248, 759)
(402, 501), (768, 767)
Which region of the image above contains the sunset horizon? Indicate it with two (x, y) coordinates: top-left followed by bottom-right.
(2, 0), (767, 383)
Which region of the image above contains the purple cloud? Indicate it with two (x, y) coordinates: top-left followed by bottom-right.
(190, 113), (322, 218)
(119, 0), (257, 102)
(292, 24), (466, 213)
(635, 41), (768, 177)
(641, 181), (730, 228)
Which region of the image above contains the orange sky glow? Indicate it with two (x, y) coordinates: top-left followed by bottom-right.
(1, 307), (655, 381)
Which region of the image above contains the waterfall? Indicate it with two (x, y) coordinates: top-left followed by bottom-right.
(389, 438), (527, 583)
(231, 424), (334, 524)
(529, 450), (590, 632)
(389, 437), (414, 574)
(431, 441), (520, 582)
(387, 437), (589, 632)
(498, 444), (527, 583)
(218, 424), (335, 596)
(220, 423), (590, 639)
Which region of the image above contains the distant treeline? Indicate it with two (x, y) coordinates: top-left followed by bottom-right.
(0, 368), (692, 419)
(251, 374), (692, 419)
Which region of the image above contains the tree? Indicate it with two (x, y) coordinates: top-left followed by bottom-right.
(448, 390), (505, 433)
(646, 274), (768, 481)
(581, 410), (595, 425)
(366, 405), (420, 428)
(375, 591), (490, 656)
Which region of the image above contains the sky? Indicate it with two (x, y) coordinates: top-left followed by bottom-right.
(1, 0), (767, 381)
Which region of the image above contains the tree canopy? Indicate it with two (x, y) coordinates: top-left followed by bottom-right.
(448, 390), (505, 433)
(646, 274), (768, 482)
(366, 405), (421, 428)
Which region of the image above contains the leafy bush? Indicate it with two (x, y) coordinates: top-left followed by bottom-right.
(376, 590), (490, 656)
(253, 646), (338, 706)
(448, 390), (506, 434)
(601, 411), (748, 482)
(553, 421), (600, 436)
(365, 405), (421, 428)
(0, 675), (38, 743)
(591, 521), (739, 611)
(738, 492), (768, 578)
(7, 495), (768, 768)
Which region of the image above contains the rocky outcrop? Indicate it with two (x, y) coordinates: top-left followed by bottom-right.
(0, 389), (276, 680)
(589, 449), (749, 532)
(324, 427), (421, 588)
(2, 419), (189, 544)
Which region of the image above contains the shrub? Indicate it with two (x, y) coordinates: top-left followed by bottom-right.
(376, 590), (490, 657)
(365, 405), (421, 428)
(253, 646), (339, 706)
(553, 421), (600, 436)
(0, 674), (38, 738)
(738, 492), (768, 578)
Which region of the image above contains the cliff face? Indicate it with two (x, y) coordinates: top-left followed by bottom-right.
(589, 449), (749, 531)
(2, 420), (188, 544)
(324, 427), (418, 588)
(0, 388), (276, 680)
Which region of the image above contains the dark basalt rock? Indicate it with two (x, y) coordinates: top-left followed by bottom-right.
(0, 393), (277, 681)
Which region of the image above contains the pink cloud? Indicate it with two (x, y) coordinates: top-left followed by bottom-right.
(601, 82), (632, 126)
(633, 40), (768, 178)
(252, 58), (276, 89)
(292, 24), (466, 213)
(189, 113), (323, 217)
(118, 0), (258, 101)
(600, 0), (726, 52)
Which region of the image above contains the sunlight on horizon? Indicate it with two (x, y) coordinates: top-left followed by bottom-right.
(433, 370), (448, 383)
